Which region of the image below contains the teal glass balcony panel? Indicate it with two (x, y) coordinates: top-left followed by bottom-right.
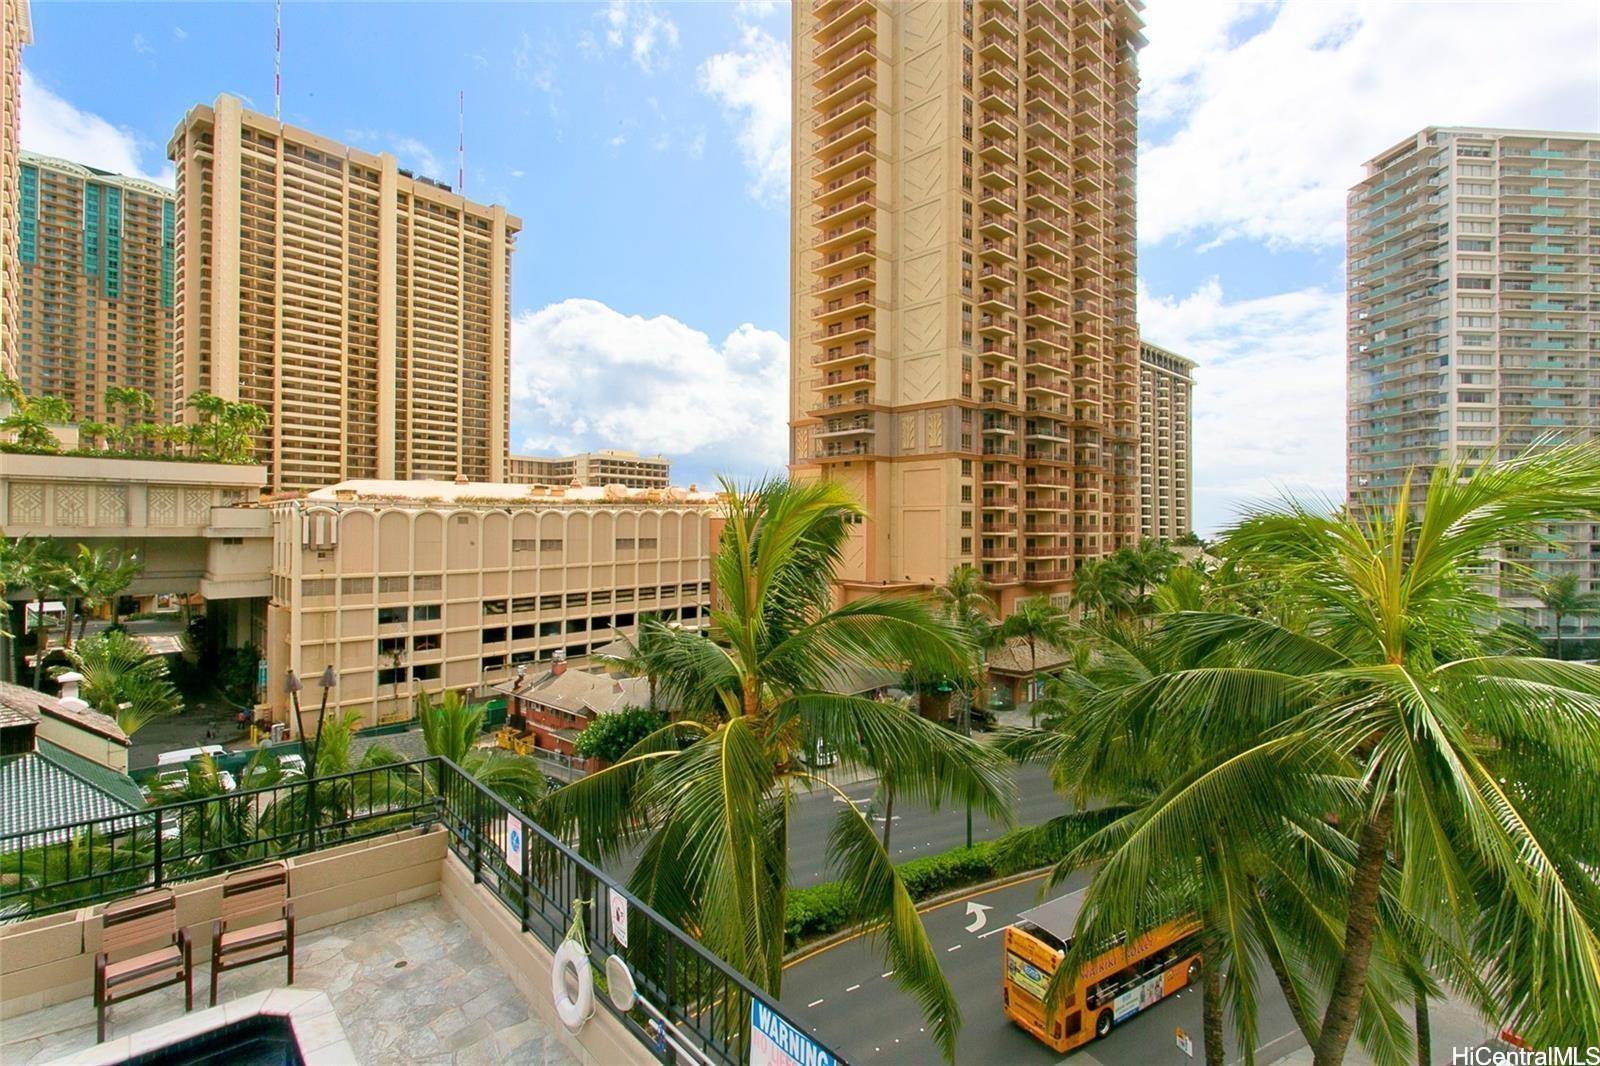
(1530, 282), (1571, 292)
(1531, 341), (1576, 350)
(1528, 244), (1573, 254)
(1529, 301), (1569, 311)
(1530, 150), (1571, 159)
(1530, 264), (1568, 273)
(1529, 379), (1569, 388)
(1530, 321), (1574, 330)
(1530, 416), (1569, 426)
(1530, 550), (1568, 560)
(1529, 186), (1567, 197)
(1529, 225), (1568, 235)
(1531, 207), (1567, 216)
(1529, 359), (1575, 368)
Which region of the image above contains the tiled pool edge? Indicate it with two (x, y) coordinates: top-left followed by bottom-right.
(45, 988), (355, 1066)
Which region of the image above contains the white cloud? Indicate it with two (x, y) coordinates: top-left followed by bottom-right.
(510, 299), (788, 485)
(1138, 279), (1347, 535)
(131, 33), (154, 56)
(737, 0), (781, 17)
(18, 69), (172, 185)
(699, 23), (790, 204)
(390, 137), (444, 180)
(1138, 0), (1600, 250)
(172, 26), (188, 42)
(599, 0), (679, 75)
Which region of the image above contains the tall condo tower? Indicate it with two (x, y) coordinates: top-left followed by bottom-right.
(1136, 338), (1193, 543)
(15, 153), (176, 422)
(1, 0), (32, 381)
(168, 95), (520, 492)
(1347, 126), (1599, 644)
(789, 0), (1146, 612)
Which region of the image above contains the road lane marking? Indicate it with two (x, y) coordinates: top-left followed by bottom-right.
(807, 998), (825, 1008)
(846, 983), (862, 992)
(978, 926), (1007, 938)
(946, 944), (962, 952)
(783, 870), (1051, 968)
(881, 970), (894, 978)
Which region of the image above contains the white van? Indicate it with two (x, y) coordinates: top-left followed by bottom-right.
(155, 745), (228, 768)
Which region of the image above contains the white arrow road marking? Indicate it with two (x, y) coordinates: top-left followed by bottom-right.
(965, 901), (994, 932)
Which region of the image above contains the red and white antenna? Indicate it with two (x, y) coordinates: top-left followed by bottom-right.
(457, 90), (465, 194)
(274, 0), (282, 121)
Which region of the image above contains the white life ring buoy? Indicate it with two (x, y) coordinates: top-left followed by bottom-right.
(552, 938), (594, 1031)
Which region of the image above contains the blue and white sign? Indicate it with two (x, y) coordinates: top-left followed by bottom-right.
(504, 815), (524, 867)
(750, 1001), (834, 1066)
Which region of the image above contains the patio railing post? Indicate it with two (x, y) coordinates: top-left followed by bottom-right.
(472, 776), (483, 884)
(151, 813), (164, 888)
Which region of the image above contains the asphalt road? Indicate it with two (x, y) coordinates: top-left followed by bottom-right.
(604, 763), (1064, 888)
(786, 764), (1064, 888)
(779, 872), (1309, 1066)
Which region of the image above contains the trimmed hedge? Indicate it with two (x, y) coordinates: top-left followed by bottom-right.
(785, 825), (1065, 948)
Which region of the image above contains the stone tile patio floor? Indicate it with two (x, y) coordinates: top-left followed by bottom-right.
(1, 898), (578, 1065)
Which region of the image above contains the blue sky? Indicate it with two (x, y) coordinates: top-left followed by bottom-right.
(20, 0), (1599, 532)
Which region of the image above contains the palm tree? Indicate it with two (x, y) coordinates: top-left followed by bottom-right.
(1536, 572), (1600, 661)
(416, 689), (545, 810)
(61, 629), (182, 736)
(61, 545), (141, 648)
(1, 379), (73, 453)
(1060, 439), (1600, 1061)
(935, 563), (994, 643)
(1110, 538), (1180, 613)
(1069, 557), (1130, 621)
(1010, 617), (1469, 1066)
(994, 594), (1072, 722)
(543, 478), (1012, 1062)
(103, 386), (153, 449)
(22, 542), (72, 689)
(599, 610), (672, 715)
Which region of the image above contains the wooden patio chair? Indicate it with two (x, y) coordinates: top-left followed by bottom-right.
(209, 861), (295, 1007)
(95, 888), (193, 1042)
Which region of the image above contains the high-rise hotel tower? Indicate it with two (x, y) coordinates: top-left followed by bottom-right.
(1347, 127), (1599, 644)
(15, 153), (176, 422)
(169, 95), (519, 492)
(1, 0), (31, 381)
(789, 0), (1145, 611)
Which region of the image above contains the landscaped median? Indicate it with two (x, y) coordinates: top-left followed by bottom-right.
(784, 825), (1064, 950)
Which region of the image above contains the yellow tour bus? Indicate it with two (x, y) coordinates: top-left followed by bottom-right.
(1002, 887), (1203, 1053)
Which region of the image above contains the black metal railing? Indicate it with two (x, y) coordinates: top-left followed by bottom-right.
(0, 756), (845, 1066)
(0, 758), (439, 920)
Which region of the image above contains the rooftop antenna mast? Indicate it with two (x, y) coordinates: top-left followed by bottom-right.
(458, 90), (465, 194)
(274, 0), (282, 122)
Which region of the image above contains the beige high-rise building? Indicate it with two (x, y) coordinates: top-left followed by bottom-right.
(1, 0), (31, 382)
(15, 153), (176, 422)
(168, 95), (519, 493)
(505, 450), (672, 490)
(1137, 339), (1193, 542)
(789, 0), (1145, 612)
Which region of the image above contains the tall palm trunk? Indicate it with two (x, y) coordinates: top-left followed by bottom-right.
(32, 591), (49, 689)
(63, 596), (78, 650)
(1201, 928), (1225, 1066)
(881, 788), (894, 851)
(1412, 977), (1431, 1066)
(1256, 897), (1318, 1046)
(1028, 636), (1038, 727)
(1314, 794), (1394, 1066)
